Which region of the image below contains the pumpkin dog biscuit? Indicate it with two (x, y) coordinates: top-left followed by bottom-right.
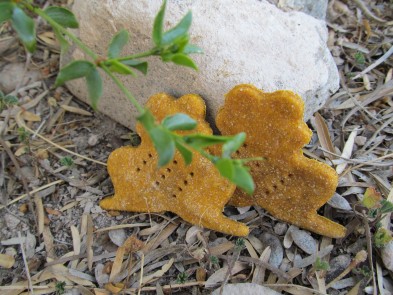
(100, 93), (249, 237)
(215, 84), (346, 238)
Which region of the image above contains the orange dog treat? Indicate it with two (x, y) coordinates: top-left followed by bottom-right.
(100, 93), (249, 237)
(215, 84), (346, 238)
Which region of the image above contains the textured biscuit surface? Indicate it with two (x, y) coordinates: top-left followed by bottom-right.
(215, 84), (346, 238)
(100, 93), (249, 236)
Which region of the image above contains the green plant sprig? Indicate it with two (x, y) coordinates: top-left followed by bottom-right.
(2, 0), (263, 194)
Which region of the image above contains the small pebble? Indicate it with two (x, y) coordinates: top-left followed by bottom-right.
(88, 134), (99, 146)
(274, 222), (287, 235)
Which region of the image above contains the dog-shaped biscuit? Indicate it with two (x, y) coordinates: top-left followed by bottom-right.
(215, 84), (346, 238)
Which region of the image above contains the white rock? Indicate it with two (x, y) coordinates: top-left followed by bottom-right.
(212, 283), (281, 295)
(278, 0), (328, 20)
(65, 0), (339, 129)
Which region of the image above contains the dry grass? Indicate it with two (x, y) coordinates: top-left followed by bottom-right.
(0, 0), (392, 294)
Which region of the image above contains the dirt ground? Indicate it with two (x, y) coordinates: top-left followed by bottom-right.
(0, 0), (393, 294)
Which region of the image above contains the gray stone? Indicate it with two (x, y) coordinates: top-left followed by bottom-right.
(0, 63), (42, 94)
(278, 0), (328, 20)
(212, 283), (281, 295)
(65, 0), (339, 129)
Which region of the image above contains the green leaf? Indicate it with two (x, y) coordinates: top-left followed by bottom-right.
(152, 0), (167, 46)
(86, 68), (102, 110)
(162, 11), (192, 45)
(162, 113), (197, 131)
(183, 44), (203, 54)
(11, 7), (36, 52)
(215, 158), (234, 180)
(175, 141), (192, 165)
(149, 127), (175, 167)
(121, 60), (148, 75)
(362, 187), (382, 209)
(137, 109), (156, 131)
(222, 132), (246, 158)
(170, 53), (198, 70)
(0, 2), (14, 24)
(108, 29), (129, 58)
(216, 159), (254, 194)
(381, 200), (393, 214)
(4, 95), (18, 106)
(232, 163), (254, 195)
(183, 134), (228, 149)
(44, 6), (78, 28)
(108, 60), (136, 76)
(55, 60), (95, 86)
(374, 228), (393, 248)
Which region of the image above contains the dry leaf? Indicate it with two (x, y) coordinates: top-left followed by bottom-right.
(109, 246), (125, 282)
(141, 258), (174, 285)
(205, 262), (247, 288)
(327, 193), (351, 211)
(336, 129), (357, 174)
(0, 253), (15, 268)
(290, 227), (317, 255)
(108, 229), (126, 247)
(122, 235), (144, 253)
(38, 31), (60, 49)
(185, 225), (203, 245)
(45, 208), (62, 216)
(86, 214), (94, 271)
(34, 195), (44, 235)
(196, 267), (207, 282)
(252, 246), (271, 284)
(104, 283), (124, 294)
(71, 225), (81, 256)
(61, 104), (93, 116)
(21, 110), (41, 122)
(314, 112), (336, 160)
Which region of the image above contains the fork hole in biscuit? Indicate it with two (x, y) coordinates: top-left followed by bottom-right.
(136, 167), (141, 172)
(178, 187), (182, 191)
(173, 160), (178, 165)
(142, 160), (147, 165)
(288, 173), (294, 178)
(235, 150), (240, 155)
(189, 172), (194, 177)
(155, 181), (160, 186)
(273, 184), (278, 190)
(265, 190), (270, 195)
(243, 143), (248, 148)
(184, 180), (188, 185)
(172, 194), (177, 198)
(256, 162), (260, 167)
(166, 168), (172, 172)
(161, 174), (165, 179)
(280, 179), (285, 184)
(148, 153), (153, 158)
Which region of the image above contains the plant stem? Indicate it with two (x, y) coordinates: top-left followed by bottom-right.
(23, 2), (97, 61)
(116, 48), (160, 62)
(101, 65), (145, 113)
